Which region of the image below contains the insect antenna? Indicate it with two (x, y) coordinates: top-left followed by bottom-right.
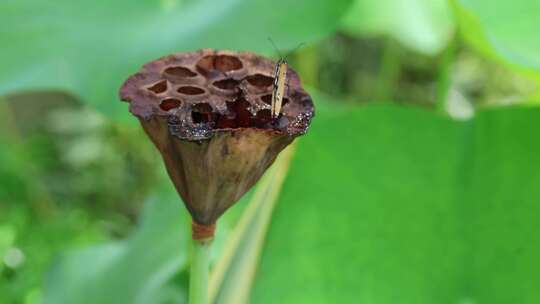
(284, 42), (305, 60)
(267, 37), (285, 59)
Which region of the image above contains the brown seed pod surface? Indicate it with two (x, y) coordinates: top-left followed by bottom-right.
(119, 49), (314, 226)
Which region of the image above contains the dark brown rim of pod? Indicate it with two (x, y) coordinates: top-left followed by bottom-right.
(119, 49), (315, 238)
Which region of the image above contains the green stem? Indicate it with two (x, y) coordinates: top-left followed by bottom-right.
(209, 146), (296, 304)
(376, 38), (400, 102)
(436, 38), (457, 113)
(189, 238), (212, 304)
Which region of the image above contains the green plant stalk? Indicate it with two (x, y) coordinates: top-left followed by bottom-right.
(211, 145), (296, 304)
(436, 38), (457, 113)
(208, 182), (264, 302)
(376, 38), (400, 102)
(189, 238), (212, 304)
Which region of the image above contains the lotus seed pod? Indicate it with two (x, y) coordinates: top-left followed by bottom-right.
(119, 49), (314, 235)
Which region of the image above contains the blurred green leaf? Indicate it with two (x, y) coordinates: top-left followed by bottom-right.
(453, 0), (540, 80)
(210, 147), (295, 304)
(42, 185), (190, 304)
(341, 0), (454, 55)
(0, 0), (352, 122)
(40, 167), (253, 304)
(251, 104), (540, 303)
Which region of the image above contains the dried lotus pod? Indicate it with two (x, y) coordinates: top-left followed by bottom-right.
(119, 49), (314, 236)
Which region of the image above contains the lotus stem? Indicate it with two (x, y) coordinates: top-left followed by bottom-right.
(189, 237), (212, 304)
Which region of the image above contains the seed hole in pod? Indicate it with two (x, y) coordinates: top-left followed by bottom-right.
(197, 55), (243, 74)
(177, 86), (205, 95)
(215, 55), (243, 72)
(227, 98), (253, 127)
(160, 98), (182, 111)
(261, 94), (272, 105)
(261, 95), (288, 106)
(213, 79), (240, 90)
(245, 74), (274, 88)
(163, 66), (197, 78)
(263, 96), (289, 106)
(253, 109), (272, 128)
(147, 80), (168, 94)
(282, 98), (290, 106)
(196, 56), (215, 73)
(191, 103), (215, 124)
(193, 102), (213, 113)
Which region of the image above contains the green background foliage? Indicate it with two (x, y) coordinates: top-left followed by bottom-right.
(0, 0), (351, 121)
(454, 0), (540, 79)
(1, 0), (539, 303)
(253, 104), (540, 303)
(341, 0), (454, 55)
